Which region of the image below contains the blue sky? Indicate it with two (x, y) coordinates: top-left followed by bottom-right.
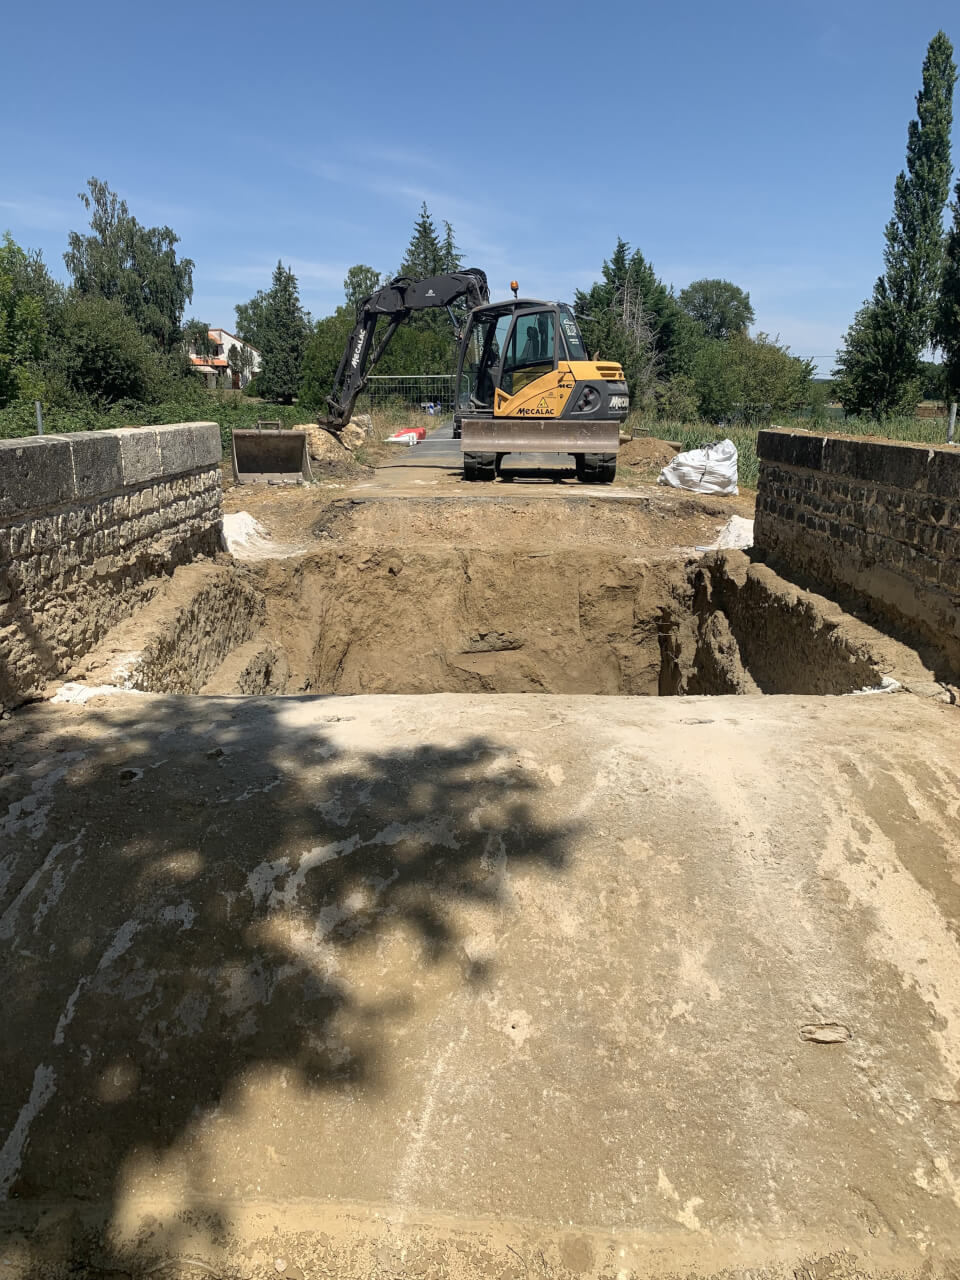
(3, 0), (959, 374)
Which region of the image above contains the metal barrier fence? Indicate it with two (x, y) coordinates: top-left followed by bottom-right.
(357, 375), (455, 416)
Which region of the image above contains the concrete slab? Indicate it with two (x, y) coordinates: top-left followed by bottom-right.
(0, 435), (75, 520)
(1, 692), (959, 1278)
(64, 430), (123, 500)
(154, 423), (198, 474)
(114, 427), (162, 486)
(186, 419), (223, 468)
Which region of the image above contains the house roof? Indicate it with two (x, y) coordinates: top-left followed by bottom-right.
(208, 327), (260, 354)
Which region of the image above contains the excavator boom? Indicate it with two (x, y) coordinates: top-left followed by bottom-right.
(324, 268), (489, 427)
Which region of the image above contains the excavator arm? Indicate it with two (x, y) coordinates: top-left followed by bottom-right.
(323, 268), (489, 428)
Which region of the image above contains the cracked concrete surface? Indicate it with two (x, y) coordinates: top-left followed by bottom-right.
(1, 691), (959, 1277)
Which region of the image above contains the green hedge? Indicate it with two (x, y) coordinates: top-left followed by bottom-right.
(0, 394), (309, 457)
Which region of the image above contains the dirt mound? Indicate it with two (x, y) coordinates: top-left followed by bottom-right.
(618, 437), (682, 470)
(310, 493), (739, 551)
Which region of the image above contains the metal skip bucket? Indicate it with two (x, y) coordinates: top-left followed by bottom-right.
(231, 421), (313, 485)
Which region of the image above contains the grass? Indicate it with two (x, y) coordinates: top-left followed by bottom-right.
(625, 412), (955, 491)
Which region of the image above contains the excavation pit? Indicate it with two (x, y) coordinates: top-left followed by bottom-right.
(64, 498), (936, 702)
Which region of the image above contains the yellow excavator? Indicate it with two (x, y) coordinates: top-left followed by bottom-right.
(319, 268), (629, 484)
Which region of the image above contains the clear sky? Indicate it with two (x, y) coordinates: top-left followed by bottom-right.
(3, 0), (959, 374)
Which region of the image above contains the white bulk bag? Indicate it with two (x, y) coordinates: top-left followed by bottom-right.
(657, 438), (739, 495)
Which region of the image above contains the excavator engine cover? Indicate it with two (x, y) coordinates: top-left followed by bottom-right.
(231, 422), (313, 485)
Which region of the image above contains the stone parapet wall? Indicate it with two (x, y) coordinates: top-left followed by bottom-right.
(754, 429), (960, 675)
(0, 423), (222, 707)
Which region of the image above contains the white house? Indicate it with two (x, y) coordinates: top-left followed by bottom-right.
(187, 329), (262, 390)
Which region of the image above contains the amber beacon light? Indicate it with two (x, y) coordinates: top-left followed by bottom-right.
(510, 280), (519, 297)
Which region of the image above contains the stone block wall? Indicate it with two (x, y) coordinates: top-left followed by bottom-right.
(754, 429), (960, 675)
(0, 423), (222, 707)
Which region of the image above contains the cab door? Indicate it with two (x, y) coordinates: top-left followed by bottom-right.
(493, 308), (572, 418)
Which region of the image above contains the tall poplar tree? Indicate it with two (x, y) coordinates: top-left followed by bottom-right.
(835, 32), (955, 417)
(935, 159), (960, 437)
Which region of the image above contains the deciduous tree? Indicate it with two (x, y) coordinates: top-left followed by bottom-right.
(50, 295), (157, 404)
(678, 278), (754, 340)
(343, 265), (381, 310)
(693, 333), (813, 424)
(298, 305), (354, 411)
(835, 32), (955, 417)
(0, 234), (59, 406)
(64, 178), (194, 353)
(934, 152), (960, 436)
(234, 292), (268, 350)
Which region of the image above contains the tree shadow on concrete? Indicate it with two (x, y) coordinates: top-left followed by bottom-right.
(0, 692), (580, 1273)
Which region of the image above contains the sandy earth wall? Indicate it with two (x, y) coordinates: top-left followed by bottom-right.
(754, 429), (960, 675)
(0, 423), (222, 707)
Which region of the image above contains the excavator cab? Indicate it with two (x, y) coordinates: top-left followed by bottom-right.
(454, 300), (629, 483)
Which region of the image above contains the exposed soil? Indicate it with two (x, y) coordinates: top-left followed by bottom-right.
(9, 429), (960, 1279)
(4, 691), (960, 1278)
(225, 482), (756, 550)
(616, 436), (683, 473)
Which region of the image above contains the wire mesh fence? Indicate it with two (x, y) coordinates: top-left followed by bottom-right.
(357, 375), (455, 417)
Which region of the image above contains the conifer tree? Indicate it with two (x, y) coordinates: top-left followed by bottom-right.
(835, 31), (955, 417)
(399, 203), (445, 278)
(575, 238), (700, 401)
(255, 262), (310, 404)
(440, 221), (462, 273)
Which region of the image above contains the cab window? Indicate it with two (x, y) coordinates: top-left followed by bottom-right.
(558, 304), (587, 360)
(458, 310), (514, 408)
(501, 310), (556, 395)
(458, 315), (495, 408)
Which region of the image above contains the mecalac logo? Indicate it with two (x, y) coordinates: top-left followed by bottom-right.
(350, 335), (364, 368)
(516, 397), (554, 417)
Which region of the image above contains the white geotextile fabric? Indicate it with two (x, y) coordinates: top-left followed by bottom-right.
(221, 512), (306, 561)
(658, 438), (739, 495)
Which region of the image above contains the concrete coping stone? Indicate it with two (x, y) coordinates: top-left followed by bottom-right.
(758, 427), (960, 498)
(0, 422), (223, 522)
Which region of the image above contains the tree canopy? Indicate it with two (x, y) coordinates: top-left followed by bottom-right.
(0, 234), (59, 407)
(251, 262), (311, 404)
(398, 204), (462, 279)
(300, 204), (468, 410)
(835, 31), (956, 417)
(678, 278), (754, 340)
(234, 292), (268, 350)
(693, 333), (814, 424)
(575, 239), (702, 403)
(935, 137), (960, 404)
(343, 265), (381, 310)
(64, 178), (195, 353)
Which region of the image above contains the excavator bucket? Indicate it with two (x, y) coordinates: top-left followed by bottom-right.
(231, 422), (313, 485)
